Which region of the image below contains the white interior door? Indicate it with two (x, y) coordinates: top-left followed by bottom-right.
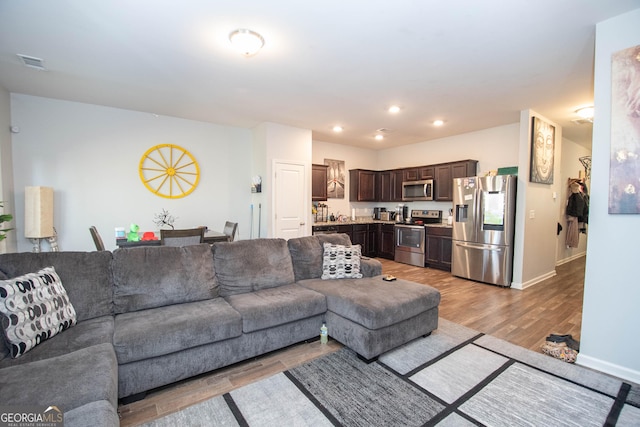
(274, 161), (306, 239)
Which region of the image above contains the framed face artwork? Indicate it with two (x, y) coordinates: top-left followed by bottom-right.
(530, 117), (555, 184)
(324, 159), (345, 199)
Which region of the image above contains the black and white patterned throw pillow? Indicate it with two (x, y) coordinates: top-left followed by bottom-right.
(0, 266), (77, 358)
(321, 243), (363, 280)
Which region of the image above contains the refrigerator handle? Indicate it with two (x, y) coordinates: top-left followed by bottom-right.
(474, 186), (481, 233)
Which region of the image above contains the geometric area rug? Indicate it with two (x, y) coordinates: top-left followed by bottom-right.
(141, 319), (640, 426)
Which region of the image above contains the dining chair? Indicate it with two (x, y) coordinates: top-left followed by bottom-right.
(160, 228), (205, 247)
(89, 226), (106, 251)
(223, 221), (238, 242)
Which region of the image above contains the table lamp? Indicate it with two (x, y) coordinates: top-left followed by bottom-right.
(24, 186), (57, 252)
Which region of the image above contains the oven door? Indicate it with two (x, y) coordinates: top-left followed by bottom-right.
(394, 225), (425, 267)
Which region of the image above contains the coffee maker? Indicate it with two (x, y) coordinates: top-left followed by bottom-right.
(395, 204), (409, 223)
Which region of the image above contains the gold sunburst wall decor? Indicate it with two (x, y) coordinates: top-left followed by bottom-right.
(139, 144), (200, 199)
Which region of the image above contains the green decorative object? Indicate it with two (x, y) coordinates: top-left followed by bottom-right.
(127, 224), (140, 242)
(0, 202), (13, 242)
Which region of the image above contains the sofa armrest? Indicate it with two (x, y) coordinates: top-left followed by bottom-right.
(360, 257), (382, 277)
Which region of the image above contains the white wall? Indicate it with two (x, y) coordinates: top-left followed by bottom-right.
(579, 8), (640, 383)
(0, 86), (17, 253)
(376, 123), (520, 175)
(556, 137), (591, 264)
(254, 122), (312, 237)
(513, 110), (564, 289)
(10, 94), (253, 252)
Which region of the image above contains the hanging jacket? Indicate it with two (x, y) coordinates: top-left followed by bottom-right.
(566, 191), (589, 224)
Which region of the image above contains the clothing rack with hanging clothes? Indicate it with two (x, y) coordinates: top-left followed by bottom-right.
(565, 178), (589, 248)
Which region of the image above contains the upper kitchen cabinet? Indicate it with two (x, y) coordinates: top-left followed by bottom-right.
(349, 169), (377, 201)
(404, 166), (434, 181)
(378, 169), (404, 202)
(312, 164), (329, 201)
(435, 160), (477, 201)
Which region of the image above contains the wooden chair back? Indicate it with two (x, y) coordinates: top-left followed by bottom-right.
(160, 228), (205, 247)
(89, 226), (106, 251)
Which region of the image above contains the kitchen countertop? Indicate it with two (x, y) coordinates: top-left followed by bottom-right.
(312, 219), (452, 228)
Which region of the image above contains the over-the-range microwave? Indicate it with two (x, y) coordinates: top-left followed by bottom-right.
(402, 179), (434, 201)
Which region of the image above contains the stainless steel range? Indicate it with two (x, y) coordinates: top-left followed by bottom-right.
(394, 210), (442, 267)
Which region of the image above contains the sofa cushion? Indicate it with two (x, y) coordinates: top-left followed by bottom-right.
(0, 251), (114, 322)
(0, 315), (113, 368)
(214, 239), (295, 297)
(287, 234), (353, 281)
(65, 400), (120, 427)
(112, 244), (217, 313)
(0, 342), (118, 411)
(113, 298), (242, 364)
(0, 267), (77, 358)
(299, 277), (441, 330)
(224, 283), (327, 333)
(321, 243), (363, 279)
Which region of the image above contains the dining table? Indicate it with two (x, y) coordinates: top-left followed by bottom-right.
(115, 230), (228, 248)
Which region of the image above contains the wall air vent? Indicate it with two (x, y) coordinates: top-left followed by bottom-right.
(17, 54), (47, 71)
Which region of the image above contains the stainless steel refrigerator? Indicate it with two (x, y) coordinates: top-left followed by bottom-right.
(451, 175), (517, 287)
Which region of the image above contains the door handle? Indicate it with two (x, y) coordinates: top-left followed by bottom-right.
(300, 222), (306, 226)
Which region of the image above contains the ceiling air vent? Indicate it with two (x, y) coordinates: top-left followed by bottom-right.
(376, 128), (393, 133)
(17, 54), (47, 71)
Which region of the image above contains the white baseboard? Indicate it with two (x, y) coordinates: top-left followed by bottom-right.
(510, 270), (557, 290)
(577, 353), (640, 384)
(556, 252), (586, 266)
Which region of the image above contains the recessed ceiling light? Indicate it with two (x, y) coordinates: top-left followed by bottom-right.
(333, 125), (343, 132)
(374, 134), (384, 141)
(388, 105), (401, 114)
(229, 29), (265, 56)
(433, 119), (444, 126)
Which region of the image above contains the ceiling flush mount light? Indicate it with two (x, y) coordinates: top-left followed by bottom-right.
(374, 134), (384, 141)
(433, 119), (445, 126)
(575, 106), (594, 122)
(388, 105), (401, 114)
(229, 29), (265, 56)
(333, 125), (343, 132)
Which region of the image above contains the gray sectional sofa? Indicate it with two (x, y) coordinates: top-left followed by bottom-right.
(0, 234), (440, 426)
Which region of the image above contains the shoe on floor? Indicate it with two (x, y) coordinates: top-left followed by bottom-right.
(546, 333), (580, 351)
(541, 341), (578, 363)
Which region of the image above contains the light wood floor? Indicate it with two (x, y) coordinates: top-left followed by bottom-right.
(119, 256), (585, 426)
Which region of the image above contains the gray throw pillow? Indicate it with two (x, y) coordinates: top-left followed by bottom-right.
(0, 266), (77, 358)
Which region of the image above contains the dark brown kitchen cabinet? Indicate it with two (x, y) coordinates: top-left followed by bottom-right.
(435, 165), (452, 201)
(378, 223), (395, 260)
(419, 166), (435, 179)
(351, 224), (377, 257)
(435, 160), (478, 201)
(404, 166), (434, 182)
(349, 169), (377, 202)
(451, 160), (478, 180)
(378, 171), (392, 202)
(378, 169), (404, 202)
(425, 226), (452, 271)
(312, 164), (328, 201)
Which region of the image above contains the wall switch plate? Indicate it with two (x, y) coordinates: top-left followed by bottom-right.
(529, 210), (535, 219)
